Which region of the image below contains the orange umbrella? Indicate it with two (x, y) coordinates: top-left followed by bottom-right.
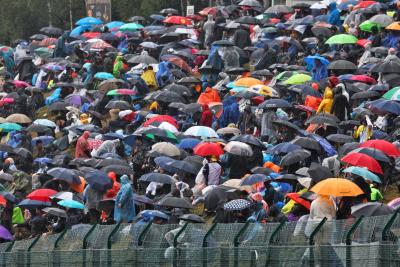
(234, 77), (263, 87)
(386, 22), (400, 31)
(70, 176), (86, 193)
(163, 16), (193, 26)
(310, 178), (364, 197)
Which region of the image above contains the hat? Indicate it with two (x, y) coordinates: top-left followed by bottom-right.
(329, 76), (339, 87)
(311, 83), (319, 90)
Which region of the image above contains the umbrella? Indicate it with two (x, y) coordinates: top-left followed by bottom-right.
(156, 196), (193, 209)
(119, 23), (144, 32)
(97, 199), (115, 212)
(1, 192), (16, 203)
(76, 17), (103, 26)
(351, 147), (390, 163)
(326, 134), (354, 144)
(178, 138), (201, 150)
(360, 139), (400, 157)
(165, 83), (193, 97)
(40, 26), (63, 36)
(311, 178), (363, 197)
(235, 16), (260, 25)
(351, 202), (393, 217)
(48, 168), (81, 184)
(167, 160), (198, 175)
(240, 174), (268, 186)
(311, 26), (332, 38)
(154, 90), (185, 103)
(128, 54), (158, 64)
(6, 114), (31, 124)
(383, 87), (400, 101)
(306, 113), (339, 126)
(259, 99), (291, 109)
(371, 61), (400, 74)
(58, 199), (85, 209)
(386, 22), (400, 31)
(26, 189), (57, 202)
(94, 72), (114, 80)
(105, 100), (132, 110)
(107, 89), (137, 96)
(265, 5), (293, 14)
(101, 165), (134, 175)
(85, 170), (113, 192)
(150, 142), (180, 157)
(133, 195), (154, 205)
(178, 214), (205, 223)
(139, 173), (176, 184)
(13, 148), (32, 159)
(388, 198), (400, 210)
(343, 166), (381, 184)
(48, 101), (69, 112)
(163, 16), (192, 26)
(230, 134), (265, 148)
(291, 137), (321, 151)
(96, 158), (129, 168)
(144, 115), (178, 129)
(328, 60), (357, 70)
(33, 119), (57, 128)
(286, 193), (311, 210)
(177, 77), (201, 84)
(43, 207), (67, 218)
(223, 199), (252, 211)
(273, 119), (301, 131)
(224, 141), (253, 157)
(184, 155), (204, 172)
(18, 199), (51, 209)
(184, 126), (218, 138)
(0, 123), (22, 132)
(193, 142), (224, 157)
(351, 90), (380, 100)
(0, 225), (13, 241)
(51, 191), (81, 201)
(282, 74), (311, 85)
(26, 124), (52, 134)
(217, 127), (241, 136)
(307, 162), (332, 182)
(267, 142), (301, 155)
(280, 150), (311, 166)
(137, 210), (169, 221)
(212, 40), (234, 47)
(341, 153), (383, 174)
(367, 99), (400, 115)
(326, 34), (358, 45)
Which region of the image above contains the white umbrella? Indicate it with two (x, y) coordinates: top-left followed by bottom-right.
(224, 141), (253, 157)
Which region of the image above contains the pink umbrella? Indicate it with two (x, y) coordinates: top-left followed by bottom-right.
(12, 80), (30, 88)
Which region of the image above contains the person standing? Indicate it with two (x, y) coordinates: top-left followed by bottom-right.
(114, 175), (136, 223)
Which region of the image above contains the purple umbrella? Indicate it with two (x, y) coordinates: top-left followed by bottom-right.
(0, 225), (13, 241)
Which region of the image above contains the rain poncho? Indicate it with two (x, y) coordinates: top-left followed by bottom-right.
(317, 90), (333, 113)
(218, 96), (239, 128)
(114, 175), (136, 223)
(141, 68), (157, 88)
(156, 61), (173, 88)
(327, 2), (341, 27)
(0, 52), (15, 76)
(203, 15), (215, 47)
(91, 139), (119, 158)
(45, 88), (62, 105)
(75, 131), (91, 158)
(113, 55), (124, 78)
(82, 63), (93, 86)
(197, 87), (221, 105)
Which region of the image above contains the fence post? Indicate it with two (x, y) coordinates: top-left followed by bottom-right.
(309, 217), (327, 267)
(382, 211), (399, 241)
(26, 235), (41, 267)
(54, 229), (68, 249)
(173, 222), (189, 267)
(107, 223), (121, 267)
(234, 221), (251, 267)
(250, 250), (258, 267)
(53, 229), (68, 267)
(138, 221), (153, 246)
(202, 223), (217, 267)
(265, 221), (285, 267)
(346, 216), (364, 267)
(2, 241), (14, 266)
(82, 223), (97, 267)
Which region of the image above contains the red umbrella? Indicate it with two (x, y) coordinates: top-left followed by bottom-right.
(199, 7), (218, 16)
(193, 142), (224, 157)
(144, 115), (178, 129)
(360, 140), (400, 157)
(356, 39), (372, 48)
(90, 40), (113, 50)
(341, 152), (383, 174)
(26, 189), (58, 202)
(350, 75), (376, 85)
(0, 195), (6, 207)
(82, 32), (101, 39)
(286, 193), (311, 210)
(163, 16), (193, 26)
(355, 1), (377, 9)
(165, 56), (192, 73)
(112, 89), (137, 96)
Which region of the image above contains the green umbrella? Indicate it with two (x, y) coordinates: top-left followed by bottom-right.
(359, 21), (380, 33)
(325, 34), (358, 45)
(275, 71), (298, 81)
(382, 87), (400, 100)
(343, 166), (381, 184)
(34, 47), (53, 58)
(119, 23), (144, 32)
(283, 73), (311, 85)
(0, 123), (22, 132)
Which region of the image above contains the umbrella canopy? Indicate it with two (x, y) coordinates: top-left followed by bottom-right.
(240, 174), (268, 186)
(26, 189), (57, 202)
(167, 160), (198, 175)
(360, 139), (400, 157)
(326, 34), (358, 45)
(184, 126), (218, 138)
(371, 61), (400, 74)
(267, 142), (302, 155)
(119, 23), (144, 31)
(58, 199), (85, 209)
(351, 147), (390, 163)
(0, 123), (22, 132)
(230, 134), (265, 148)
(106, 89), (137, 96)
(367, 99), (400, 115)
(48, 168), (81, 184)
(156, 196), (193, 209)
(0, 225), (13, 241)
(282, 74), (312, 85)
(224, 141), (253, 157)
(178, 214), (205, 223)
(343, 166), (381, 183)
(18, 199), (51, 209)
(76, 17), (103, 26)
(328, 60), (357, 70)
(193, 142), (224, 157)
(280, 150), (311, 166)
(43, 207), (67, 218)
(259, 99), (291, 109)
(150, 142), (180, 157)
(139, 173), (176, 184)
(163, 16), (192, 26)
(128, 54), (158, 64)
(265, 5), (293, 14)
(326, 134), (354, 144)
(6, 113), (31, 124)
(85, 170), (113, 192)
(311, 178), (364, 197)
(351, 202), (393, 217)
(178, 138), (201, 150)
(286, 193), (311, 209)
(341, 153), (383, 174)
(223, 199), (252, 211)
(144, 115), (178, 129)
(383, 87), (400, 101)
(291, 137), (321, 151)
(105, 100), (132, 110)
(51, 191), (81, 201)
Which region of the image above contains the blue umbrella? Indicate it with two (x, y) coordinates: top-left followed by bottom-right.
(267, 142), (302, 155)
(178, 138), (201, 149)
(123, 135), (136, 146)
(150, 14), (166, 21)
(34, 157), (53, 164)
(304, 54), (330, 68)
(58, 199), (85, 209)
(139, 173), (175, 184)
(154, 156), (176, 174)
(106, 21), (124, 29)
(259, 99), (292, 109)
(76, 17), (103, 26)
(103, 132), (124, 140)
(18, 199), (51, 209)
(85, 170), (113, 192)
(32, 136), (54, 146)
(94, 72), (114, 80)
(343, 166), (381, 184)
(240, 174), (268, 186)
(367, 99), (400, 115)
(70, 25), (92, 37)
(138, 210), (169, 221)
(338, 0), (358, 10)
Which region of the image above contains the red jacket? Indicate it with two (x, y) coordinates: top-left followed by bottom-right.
(200, 105), (213, 127)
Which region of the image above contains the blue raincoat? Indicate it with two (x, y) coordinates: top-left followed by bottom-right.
(327, 2), (341, 27)
(156, 62), (173, 88)
(218, 96), (239, 127)
(114, 175), (136, 223)
(0, 52), (15, 76)
(82, 63), (93, 86)
(45, 88), (61, 105)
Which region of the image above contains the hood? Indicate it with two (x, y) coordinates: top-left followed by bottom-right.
(120, 174), (130, 185)
(82, 131), (90, 139)
(207, 14), (214, 22)
(329, 2), (337, 10)
(202, 104), (210, 111)
(108, 171), (117, 182)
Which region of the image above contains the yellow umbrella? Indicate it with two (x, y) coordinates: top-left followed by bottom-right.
(234, 77), (263, 88)
(386, 22), (400, 31)
(310, 178), (364, 197)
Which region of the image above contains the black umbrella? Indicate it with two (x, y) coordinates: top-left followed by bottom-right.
(26, 124), (52, 134)
(251, 69), (273, 77)
(307, 162), (332, 182)
(339, 120), (360, 130)
(165, 83), (193, 97)
(18, 199), (51, 209)
(212, 40), (234, 47)
(43, 207), (67, 218)
(139, 173), (175, 184)
(30, 34), (48, 41)
(328, 60), (357, 70)
(383, 73), (400, 87)
(97, 199), (115, 212)
(178, 214), (205, 223)
(351, 90), (380, 100)
(156, 196), (193, 209)
(133, 195), (154, 205)
(48, 167), (81, 184)
(183, 155), (204, 172)
(235, 16), (260, 25)
(306, 113), (339, 127)
(154, 90), (185, 103)
(292, 2), (310, 8)
(40, 26), (63, 36)
(226, 67), (247, 75)
(105, 100), (131, 110)
(280, 150), (311, 166)
(291, 137), (321, 151)
(259, 99), (291, 109)
(160, 8), (179, 15)
(13, 148), (32, 159)
(273, 119), (301, 131)
(233, 90), (259, 99)
(351, 147), (391, 163)
(265, 5), (293, 14)
(99, 33), (118, 42)
(351, 202), (393, 217)
(0, 144), (14, 153)
(48, 101), (69, 112)
(338, 142), (360, 157)
(371, 60), (400, 74)
(167, 160), (198, 175)
(180, 103), (202, 114)
(230, 134), (265, 148)
(127, 54), (158, 65)
(326, 134), (355, 144)
(85, 170), (113, 192)
(251, 166), (274, 175)
(96, 158), (130, 168)
(101, 165), (134, 175)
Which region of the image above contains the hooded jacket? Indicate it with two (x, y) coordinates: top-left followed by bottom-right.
(200, 104), (213, 127)
(328, 3), (341, 27)
(105, 172), (120, 198)
(317, 90), (333, 114)
(75, 131), (91, 158)
(113, 55), (124, 78)
(218, 96), (239, 128)
(114, 175), (135, 223)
